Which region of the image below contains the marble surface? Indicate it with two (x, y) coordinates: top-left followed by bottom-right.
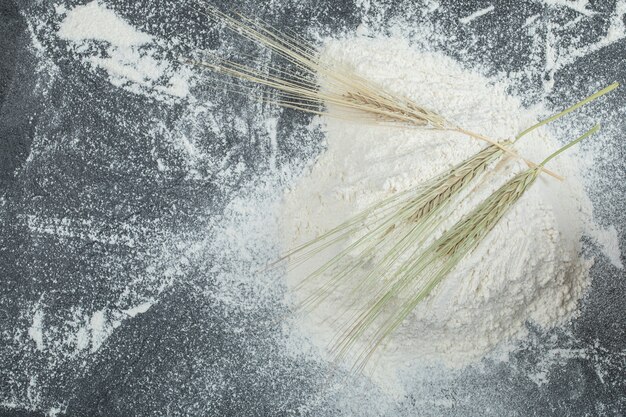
(1, 1), (624, 416)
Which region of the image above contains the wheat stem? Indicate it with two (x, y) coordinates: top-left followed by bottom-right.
(516, 83), (618, 141)
(451, 127), (563, 180)
(540, 123), (600, 166)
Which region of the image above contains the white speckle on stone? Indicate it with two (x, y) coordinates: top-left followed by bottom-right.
(28, 309), (45, 351)
(122, 300), (154, 318)
(459, 5), (495, 24)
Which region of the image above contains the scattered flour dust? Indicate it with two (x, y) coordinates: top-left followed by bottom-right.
(28, 309), (45, 351)
(57, 1), (190, 100)
(280, 36), (621, 378)
(24, 303), (156, 357)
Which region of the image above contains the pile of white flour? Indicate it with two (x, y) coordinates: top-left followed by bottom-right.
(280, 36), (619, 372)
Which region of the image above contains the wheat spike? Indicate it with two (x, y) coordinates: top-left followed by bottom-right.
(286, 141), (508, 314)
(336, 124), (600, 372)
(187, 2), (586, 179)
(281, 81), (615, 316)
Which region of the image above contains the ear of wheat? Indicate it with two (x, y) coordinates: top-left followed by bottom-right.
(190, 3), (447, 127)
(284, 142), (509, 314)
(333, 124), (600, 372)
(187, 2), (599, 180)
(280, 84), (614, 316)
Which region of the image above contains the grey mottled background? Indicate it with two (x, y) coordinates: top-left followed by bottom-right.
(1, 0), (625, 416)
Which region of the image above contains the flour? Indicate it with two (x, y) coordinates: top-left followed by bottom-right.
(459, 5), (495, 24)
(540, 0), (626, 92)
(56, 1), (152, 47)
(57, 1), (190, 100)
(28, 309), (45, 351)
(280, 36), (619, 375)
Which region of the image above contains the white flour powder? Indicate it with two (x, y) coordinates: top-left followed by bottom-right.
(57, 1), (190, 100)
(280, 36), (618, 373)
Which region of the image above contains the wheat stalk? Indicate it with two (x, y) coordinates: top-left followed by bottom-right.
(285, 141), (508, 313)
(187, 3), (579, 179)
(333, 124), (600, 371)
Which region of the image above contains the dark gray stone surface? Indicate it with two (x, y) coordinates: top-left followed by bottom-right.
(1, 1), (624, 416)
